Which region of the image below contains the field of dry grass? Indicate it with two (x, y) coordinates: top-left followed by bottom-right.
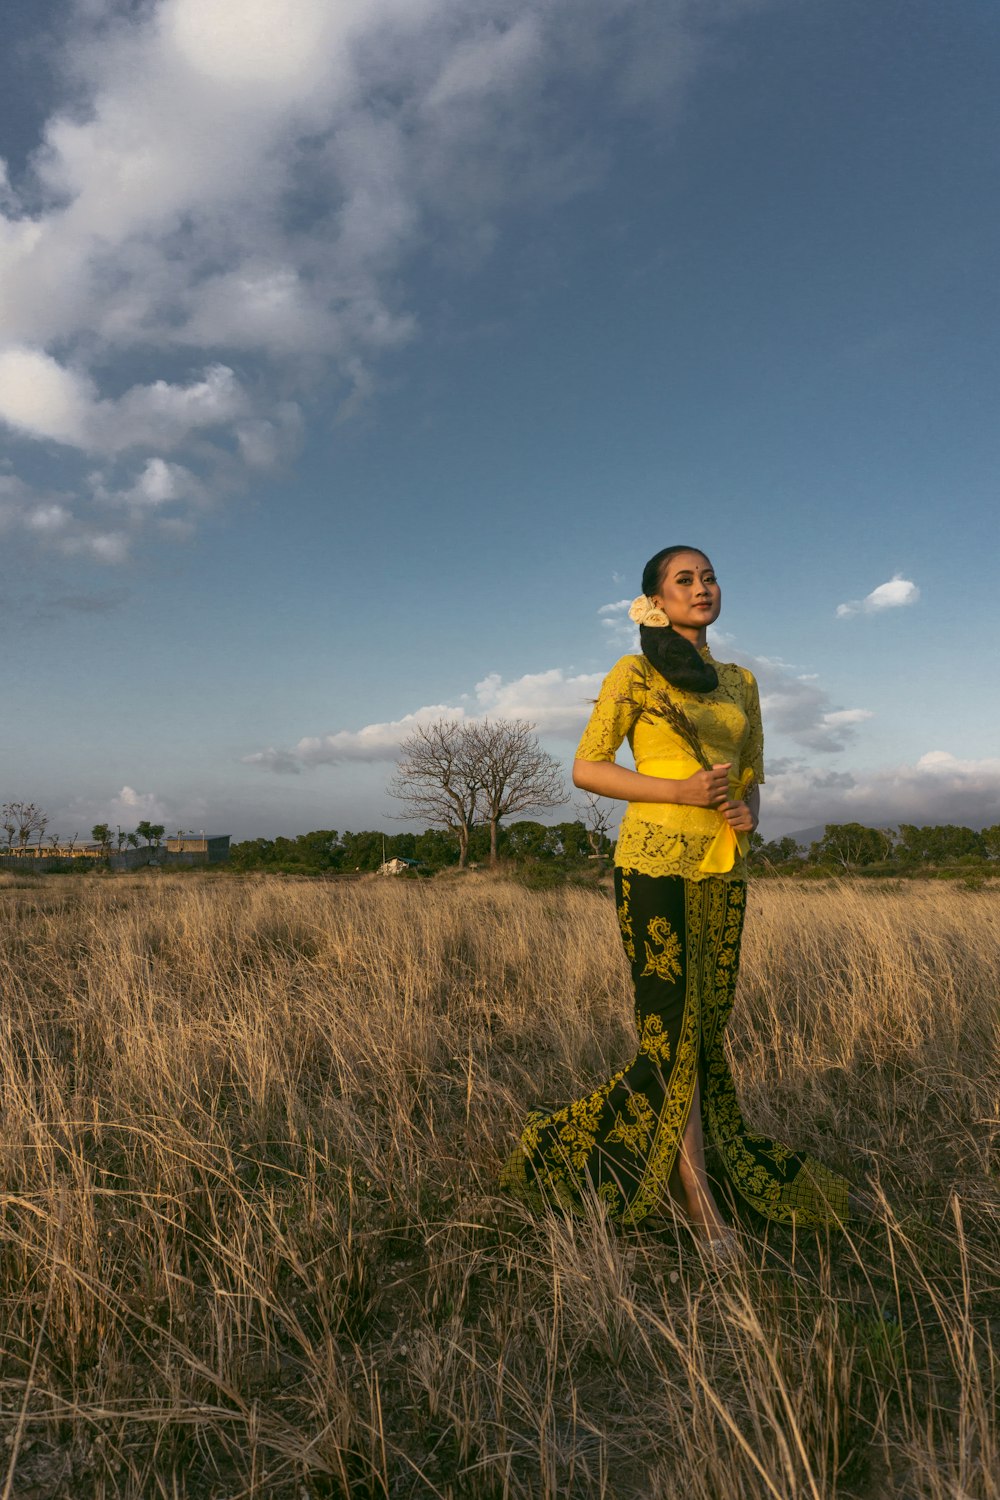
(0, 870), (996, 1499)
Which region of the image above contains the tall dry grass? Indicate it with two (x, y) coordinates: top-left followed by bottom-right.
(0, 870), (996, 1498)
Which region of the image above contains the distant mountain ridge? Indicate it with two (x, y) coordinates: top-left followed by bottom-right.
(778, 825), (828, 850)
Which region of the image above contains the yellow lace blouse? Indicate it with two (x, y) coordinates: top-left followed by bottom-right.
(576, 649), (765, 880)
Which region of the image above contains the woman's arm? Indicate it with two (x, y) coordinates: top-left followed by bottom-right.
(572, 757), (732, 809)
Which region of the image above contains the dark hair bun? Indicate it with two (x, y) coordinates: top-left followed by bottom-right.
(640, 623), (718, 694)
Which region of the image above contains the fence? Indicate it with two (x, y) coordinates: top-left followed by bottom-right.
(0, 847), (228, 872)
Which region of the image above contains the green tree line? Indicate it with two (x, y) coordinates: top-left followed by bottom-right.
(752, 821), (1000, 871)
(231, 819), (1000, 878)
(229, 820), (606, 875)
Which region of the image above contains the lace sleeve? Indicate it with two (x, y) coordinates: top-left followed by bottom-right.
(575, 656), (645, 763)
(741, 669), (765, 784)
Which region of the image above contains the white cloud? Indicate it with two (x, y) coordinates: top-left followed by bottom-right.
(473, 668), (603, 733)
(0, 0), (759, 561)
(24, 502), (72, 533)
(110, 786), (170, 826)
(0, 351), (249, 454)
(765, 751), (1000, 830)
(0, 473), (135, 562)
(99, 457), (204, 511)
(0, 346), (95, 446)
(598, 598), (638, 648)
(294, 704), (462, 767)
(165, 0), (337, 90)
(53, 784), (184, 838)
(245, 666), (603, 772)
(821, 708), (874, 728)
(129, 458), (196, 507)
(836, 574), (920, 618)
(748, 654), (872, 753)
(244, 634), (875, 777)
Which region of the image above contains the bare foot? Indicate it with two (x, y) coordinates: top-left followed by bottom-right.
(677, 1159), (729, 1241)
(688, 1205), (732, 1245)
(645, 1180), (729, 1240)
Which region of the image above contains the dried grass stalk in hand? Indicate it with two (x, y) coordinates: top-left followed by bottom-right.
(647, 689), (712, 770)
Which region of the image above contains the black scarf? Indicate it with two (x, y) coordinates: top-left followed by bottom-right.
(640, 623), (719, 694)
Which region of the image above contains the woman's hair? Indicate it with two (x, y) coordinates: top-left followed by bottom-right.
(638, 544), (718, 694)
(641, 545), (709, 599)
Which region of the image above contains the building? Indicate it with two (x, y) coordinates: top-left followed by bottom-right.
(163, 834), (231, 863)
(0, 834), (231, 870)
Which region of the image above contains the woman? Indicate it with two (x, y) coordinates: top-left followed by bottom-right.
(501, 545), (861, 1256)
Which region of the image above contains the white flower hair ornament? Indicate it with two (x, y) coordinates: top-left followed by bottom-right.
(628, 595), (672, 628)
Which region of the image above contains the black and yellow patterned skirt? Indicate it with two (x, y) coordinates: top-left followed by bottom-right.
(500, 870), (851, 1228)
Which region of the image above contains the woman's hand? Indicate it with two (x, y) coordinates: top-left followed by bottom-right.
(720, 799), (757, 833)
(680, 764), (732, 808)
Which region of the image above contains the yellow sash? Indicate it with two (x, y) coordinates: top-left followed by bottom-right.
(634, 758), (755, 874)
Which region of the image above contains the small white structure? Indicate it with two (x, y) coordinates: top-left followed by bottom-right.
(378, 857), (418, 876)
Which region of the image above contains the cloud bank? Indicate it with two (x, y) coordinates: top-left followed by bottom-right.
(245, 666), (605, 772)
(750, 656), (873, 753)
(247, 650), (999, 831)
(765, 751), (1000, 831)
(244, 639), (875, 775)
(0, 0), (746, 562)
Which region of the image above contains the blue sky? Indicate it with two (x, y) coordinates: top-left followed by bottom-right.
(2, 0), (998, 841)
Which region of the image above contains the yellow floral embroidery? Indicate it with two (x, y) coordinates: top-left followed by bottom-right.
(611, 879), (712, 1225)
(637, 1012), (671, 1065)
(500, 873), (853, 1230)
(641, 914), (682, 982)
(617, 875), (635, 962)
(556, 1090), (606, 1167)
(606, 1092), (656, 1156)
(598, 1181), (622, 1215)
(697, 882), (849, 1224)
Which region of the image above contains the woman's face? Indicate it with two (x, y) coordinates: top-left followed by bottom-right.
(651, 551), (721, 629)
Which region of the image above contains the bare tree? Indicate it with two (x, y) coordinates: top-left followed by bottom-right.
(387, 719), (482, 869)
(575, 791), (617, 866)
(468, 719), (566, 866)
(1, 801), (48, 853)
